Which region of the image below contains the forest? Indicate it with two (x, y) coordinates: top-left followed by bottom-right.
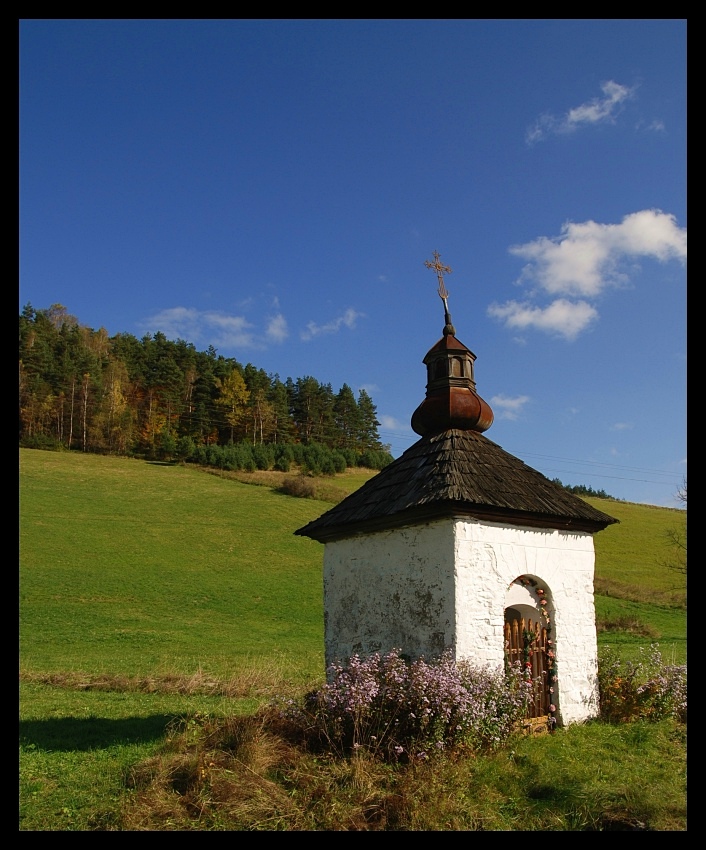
(19, 303), (393, 472)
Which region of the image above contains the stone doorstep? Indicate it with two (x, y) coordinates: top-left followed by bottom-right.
(517, 716), (552, 735)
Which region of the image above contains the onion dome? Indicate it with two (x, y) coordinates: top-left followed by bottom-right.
(411, 252), (494, 437)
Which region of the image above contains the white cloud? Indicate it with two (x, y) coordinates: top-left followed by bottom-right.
(266, 313), (288, 343)
(200, 311), (257, 348)
(641, 118), (665, 133)
(509, 210), (686, 298)
(526, 80), (635, 144)
(611, 422), (634, 431)
(378, 414), (407, 431)
(487, 299), (598, 341)
(142, 307), (256, 349)
(489, 394), (531, 421)
(143, 306), (198, 336)
(489, 210), (687, 340)
(300, 307), (364, 341)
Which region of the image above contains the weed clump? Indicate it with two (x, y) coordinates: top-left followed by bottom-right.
(279, 476), (317, 499)
(596, 615), (659, 637)
(598, 644), (687, 723)
(278, 649), (534, 762)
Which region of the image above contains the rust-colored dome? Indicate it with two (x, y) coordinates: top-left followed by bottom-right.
(411, 250), (494, 437)
(411, 332), (494, 437)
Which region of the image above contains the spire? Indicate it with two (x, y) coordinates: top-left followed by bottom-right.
(411, 252), (494, 437)
(424, 250), (456, 336)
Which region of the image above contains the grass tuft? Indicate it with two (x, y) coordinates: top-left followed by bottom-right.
(596, 616), (659, 637)
(20, 663), (291, 700)
(118, 711), (686, 831)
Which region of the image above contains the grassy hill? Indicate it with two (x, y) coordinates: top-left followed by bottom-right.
(20, 448), (685, 679)
(19, 448), (686, 830)
(20, 449), (329, 683)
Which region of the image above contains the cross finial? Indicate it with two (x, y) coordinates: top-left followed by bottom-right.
(424, 250), (456, 336)
(425, 250), (452, 301)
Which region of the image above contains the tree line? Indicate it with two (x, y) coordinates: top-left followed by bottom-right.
(19, 304), (393, 471)
(550, 478), (619, 501)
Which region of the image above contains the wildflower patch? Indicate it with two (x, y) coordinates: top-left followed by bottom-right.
(278, 649), (535, 761)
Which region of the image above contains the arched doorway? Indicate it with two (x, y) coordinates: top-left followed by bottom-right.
(504, 577), (556, 725)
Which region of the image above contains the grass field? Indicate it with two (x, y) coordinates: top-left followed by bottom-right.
(19, 448), (686, 830)
(20, 450), (328, 682)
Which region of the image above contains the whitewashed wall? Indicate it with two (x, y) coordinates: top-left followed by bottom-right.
(323, 517), (600, 725)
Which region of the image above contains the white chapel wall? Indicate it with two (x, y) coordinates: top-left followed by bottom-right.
(323, 520), (456, 666)
(453, 518), (600, 724)
(323, 516), (600, 725)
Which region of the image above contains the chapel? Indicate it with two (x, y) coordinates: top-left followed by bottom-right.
(295, 252), (617, 725)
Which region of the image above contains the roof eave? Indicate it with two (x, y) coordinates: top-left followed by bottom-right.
(295, 501), (617, 543)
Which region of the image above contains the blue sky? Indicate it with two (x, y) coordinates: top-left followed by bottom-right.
(19, 20), (686, 507)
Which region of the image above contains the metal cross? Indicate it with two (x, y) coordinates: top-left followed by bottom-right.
(424, 250), (452, 303)
(424, 251), (456, 335)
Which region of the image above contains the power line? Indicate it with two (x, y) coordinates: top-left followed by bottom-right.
(377, 429), (685, 482)
(502, 449), (684, 479)
(531, 467), (681, 487)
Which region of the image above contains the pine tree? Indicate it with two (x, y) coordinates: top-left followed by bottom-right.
(356, 388), (382, 450)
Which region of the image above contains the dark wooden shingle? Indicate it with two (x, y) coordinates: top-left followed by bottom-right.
(295, 429), (618, 542)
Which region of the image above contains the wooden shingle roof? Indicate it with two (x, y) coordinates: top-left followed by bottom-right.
(295, 428), (618, 542)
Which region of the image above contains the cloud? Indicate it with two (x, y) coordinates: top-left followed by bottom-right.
(509, 210), (686, 298)
(489, 394), (531, 421)
(489, 210), (686, 340)
(487, 299), (598, 341)
(526, 80), (635, 144)
(611, 422), (634, 431)
(640, 118), (665, 133)
(378, 414), (407, 431)
(266, 313), (288, 343)
(300, 307), (364, 341)
(142, 307), (257, 349)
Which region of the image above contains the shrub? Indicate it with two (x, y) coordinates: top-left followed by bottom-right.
(278, 649), (533, 762)
(274, 444), (294, 472)
(597, 644), (686, 723)
(331, 451), (347, 474)
(279, 476), (317, 499)
(175, 435), (196, 461)
(274, 454), (291, 472)
(19, 434), (65, 451)
(357, 449), (394, 470)
(252, 443), (274, 470)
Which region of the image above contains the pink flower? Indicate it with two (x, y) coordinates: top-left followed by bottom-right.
(549, 704), (556, 713)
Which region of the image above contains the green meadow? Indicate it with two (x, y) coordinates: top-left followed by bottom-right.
(19, 449), (686, 830)
(20, 449), (328, 682)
